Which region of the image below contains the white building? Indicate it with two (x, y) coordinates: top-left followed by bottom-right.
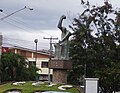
(8, 46), (53, 81)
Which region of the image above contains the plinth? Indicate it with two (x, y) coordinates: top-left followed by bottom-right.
(85, 78), (99, 93)
(49, 59), (72, 84)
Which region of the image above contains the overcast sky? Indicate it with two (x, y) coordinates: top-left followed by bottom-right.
(0, 0), (119, 50)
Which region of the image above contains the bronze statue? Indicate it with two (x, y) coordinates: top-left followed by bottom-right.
(54, 15), (71, 60)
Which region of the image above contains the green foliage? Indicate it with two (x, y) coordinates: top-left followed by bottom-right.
(27, 66), (40, 81)
(68, 1), (120, 93)
(0, 52), (39, 82)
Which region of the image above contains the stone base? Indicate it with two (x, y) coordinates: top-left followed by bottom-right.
(53, 69), (67, 84)
(49, 59), (72, 84)
(49, 59), (72, 70)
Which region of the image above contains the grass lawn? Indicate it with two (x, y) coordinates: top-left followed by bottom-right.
(0, 82), (80, 93)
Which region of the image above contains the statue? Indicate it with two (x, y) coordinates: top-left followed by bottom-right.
(54, 15), (71, 60)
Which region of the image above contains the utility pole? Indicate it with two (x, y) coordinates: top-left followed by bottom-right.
(0, 32), (2, 83)
(43, 36), (58, 84)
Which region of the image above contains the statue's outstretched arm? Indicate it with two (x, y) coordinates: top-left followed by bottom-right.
(57, 15), (66, 31)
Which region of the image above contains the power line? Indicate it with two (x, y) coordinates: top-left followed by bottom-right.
(4, 37), (36, 43)
(0, 19), (42, 36)
(3, 42), (49, 50)
(0, 7), (60, 50)
(3, 36), (50, 50)
(2, 43), (36, 51)
(2, 20), (35, 33)
(0, 6), (33, 21)
(0, 11), (57, 37)
(0, 12), (45, 34)
(0, 13), (36, 34)
(3, 36), (49, 46)
(0, 7), (49, 37)
(3, 42), (22, 47)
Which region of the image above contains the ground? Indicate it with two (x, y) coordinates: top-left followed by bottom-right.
(0, 81), (80, 93)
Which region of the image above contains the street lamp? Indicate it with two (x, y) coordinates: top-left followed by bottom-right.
(0, 6), (33, 21)
(34, 39), (38, 63)
(0, 9), (3, 12)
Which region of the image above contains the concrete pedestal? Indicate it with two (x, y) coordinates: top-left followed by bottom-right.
(85, 78), (99, 93)
(49, 59), (72, 84)
(53, 69), (67, 84)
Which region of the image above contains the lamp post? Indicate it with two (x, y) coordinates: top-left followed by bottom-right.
(34, 39), (38, 63)
(0, 6), (33, 21)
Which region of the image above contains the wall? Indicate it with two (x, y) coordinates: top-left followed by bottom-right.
(10, 48), (53, 81)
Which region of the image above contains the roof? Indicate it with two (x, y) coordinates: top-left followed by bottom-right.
(10, 46), (51, 56)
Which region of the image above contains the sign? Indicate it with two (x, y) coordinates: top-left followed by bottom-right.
(2, 47), (9, 53)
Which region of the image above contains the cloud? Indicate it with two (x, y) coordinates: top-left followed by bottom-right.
(0, 0), (82, 30)
(2, 29), (61, 49)
(0, 0), (120, 50)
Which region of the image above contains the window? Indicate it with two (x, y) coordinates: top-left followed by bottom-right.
(29, 61), (36, 66)
(41, 62), (48, 68)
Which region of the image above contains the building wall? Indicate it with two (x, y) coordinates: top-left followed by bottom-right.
(13, 49), (49, 58)
(34, 53), (49, 58)
(10, 48), (53, 81)
(26, 51), (32, 58)
(28, 58), (53, 75)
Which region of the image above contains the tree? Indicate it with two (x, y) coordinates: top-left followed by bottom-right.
(0, 52), (39, 82)
(68, 1), (120, 93)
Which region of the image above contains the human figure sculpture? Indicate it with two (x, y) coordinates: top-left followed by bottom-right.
(54, 42), (61, 59)
(54, 15), (71, 60)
